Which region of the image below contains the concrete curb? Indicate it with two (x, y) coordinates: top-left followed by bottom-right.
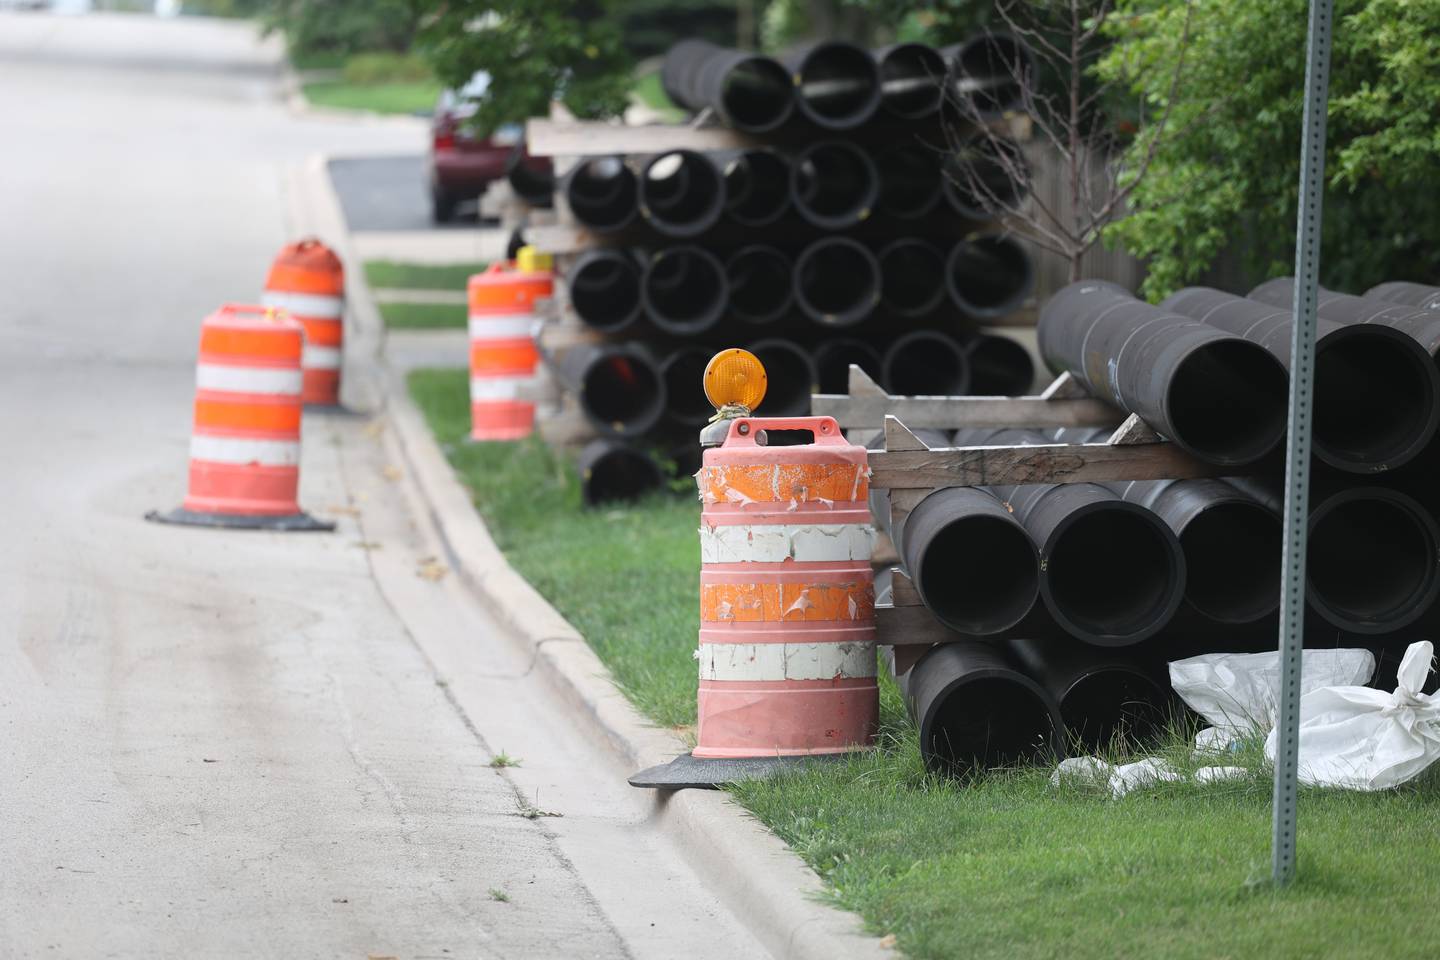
(290, 154), (887, 960)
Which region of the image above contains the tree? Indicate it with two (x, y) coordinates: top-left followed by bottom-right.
(1098, 0), (1440, 300)
(419, 0), (632, 133)
(263, 0), (425, 58)
(940, 0), (1195, 284)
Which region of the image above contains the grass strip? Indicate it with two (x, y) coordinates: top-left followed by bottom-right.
(379, 302), (466, 330)
(365, 260), (487, 292)
(409, 365), (1440, 959)
(302, 79), (440, 115)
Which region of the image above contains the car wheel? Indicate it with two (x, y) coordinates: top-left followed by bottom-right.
(431, 187), (458, 223)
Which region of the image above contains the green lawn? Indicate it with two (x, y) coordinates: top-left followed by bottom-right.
(365, 260), (487, 292)
(302, 79), (440, 115)
(409, 366), (1440, 959)
(631, 70), (686, 121)
(379, 301), (466, 330)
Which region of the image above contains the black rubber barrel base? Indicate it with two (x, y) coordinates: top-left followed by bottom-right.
(629, 751), (855, 790)
(145, 507), (337, 532)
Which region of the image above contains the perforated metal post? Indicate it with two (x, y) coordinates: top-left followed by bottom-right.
(1272, 0), (1334, 887)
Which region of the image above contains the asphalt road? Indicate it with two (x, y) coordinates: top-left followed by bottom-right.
(328, 155), (488, 231)
(0, 13), (766, 959)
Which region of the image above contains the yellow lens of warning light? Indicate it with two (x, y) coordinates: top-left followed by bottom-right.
(703, 348), (767, 411)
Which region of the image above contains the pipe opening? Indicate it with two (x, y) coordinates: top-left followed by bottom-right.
(565, 157), (637, 232)
(727, 247), (792, 324)
(721, 57), (794, 131)
(794, 42), (881, 127)
(965, 335), (1035, 395)
(723, 150), (790, 226)
(951, 33), (1032, 116)
(643, 247), (727, 334)
(875, 143), (942, 219)
(795, 239), (878, 326)
(927, 676), (1056, 773)
(581, 446), (662, 505)
(943, 136), (1029, 218)
(581, 353), (663, 432)
(570, 254), (641, 332)
(884, 332), (970, 395)
(1168, 341), (1286, 464)
(747, 340), (813, 416)
(1060, 671), (1168, 751)
(1314, 328), (1438, 469)
(946, 237), (1032, 317)
(879, 240), (947, 316)
(917, 516), (1038, 634)
(1309, 493), (1437, 632)
(1047, 507), (1179, 643)
(792, 142), (878, 228)
(660, 348), (714, 427)
(878, 43), (946, 118)
(640, 151), (724, 237)
(1180, 502), (1281, 623)
(815, 339), (882, 394)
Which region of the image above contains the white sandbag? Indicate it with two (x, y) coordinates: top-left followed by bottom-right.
(1264, 641), (1440, 791)
(1170, 648), (1375, 742)
(1050, 757), (1183, 798)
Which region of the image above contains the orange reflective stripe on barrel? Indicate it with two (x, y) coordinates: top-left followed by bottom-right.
(468, 261), (552, 441)
(693, 415), (878, 759)
(262, 238), (345, 406)
(183, 304), (307, 516)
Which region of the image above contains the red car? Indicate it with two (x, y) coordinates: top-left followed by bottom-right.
(428, 72), (552, 222)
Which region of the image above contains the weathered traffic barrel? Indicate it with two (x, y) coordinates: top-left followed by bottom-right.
(261, 238), (345, 407)
(466, 251), (551, 440)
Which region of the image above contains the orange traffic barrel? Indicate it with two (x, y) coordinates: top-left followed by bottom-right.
(146, 304), (334, 531)
(691, 414), (878, 758)
(468, 248), (552, 440)
(262, 238), (345, 408)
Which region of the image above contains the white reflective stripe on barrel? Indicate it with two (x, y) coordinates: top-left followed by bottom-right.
(190, 435), (300, 467)
(195, 363), (303, 395)
(468, 313), (534, 340)
(262, 290), (344, 318)
(699, 522), (875, 563)
(470, 376), (530, 401)
(302, 345), (342, 369)
(697, 641), (877, 681)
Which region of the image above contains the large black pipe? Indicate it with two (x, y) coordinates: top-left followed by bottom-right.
(898, 641), (1064, 775)
(1365, 281), (1440, 311)
(561, 157), (637, 233)
(814, 338), (882, 395)
(641, 245), (728, 335)
(874, 143), (943, 220)
(942, 134), (1031, 219)
(660, 40), (795, 134)
(943, 31), (1036, 118)
(561, 343), (666, 438)
(784, 40), (883, 130)
(790, 140), (879, 230)
(1009, 637), (1170, 751)
(946, 236), (1035, 319)
(576, 439), (663, 506)
(954, 427), (1188, 646)
(566, 249), (643, 333)
(872, 42), (946, 119)
(962, 333), (1035, 395)
(1163, 286), (1440, 472)
(883, 330), (971, 396)
(794, 236), (880, 327)
(658, 345), (715, 428)
(1307, 487), (1440, 634)
(897, 486), (1040, 635)
(717, 149), (792, 227)
(1039, 281), (1288, 465)
(746, 338), (816, 417)
(1250, 277), (1440, 358)
(877, 238), (947, 317)
(504, 142), (554, 208)
(637, 150), (725, 238)
(726, 246), (793, 325)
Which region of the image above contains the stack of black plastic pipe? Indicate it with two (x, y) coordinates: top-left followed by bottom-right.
(541, 34), (1041, 504)
(890, 277), (1440, 775)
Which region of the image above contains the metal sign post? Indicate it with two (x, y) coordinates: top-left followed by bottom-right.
(1272, 0), (1334, 887)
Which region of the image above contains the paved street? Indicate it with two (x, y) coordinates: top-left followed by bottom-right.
(0, 13), (764, 959)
